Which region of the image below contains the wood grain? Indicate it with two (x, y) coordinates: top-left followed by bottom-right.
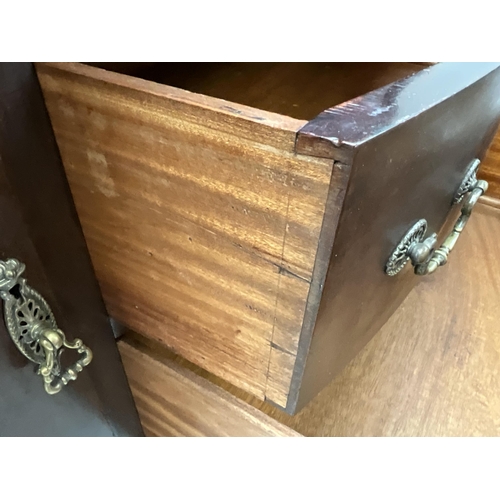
(480, 126), (500, 199)
(119, 62), (424, 121)
(37, 61), (500, 413)
(124, 203), (500, 436)
(480, 195), (500, 209)
(118, 341), (301, 437)
(35, 62), (337, 409)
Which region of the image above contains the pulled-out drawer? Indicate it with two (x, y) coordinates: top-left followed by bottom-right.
(36, 62), (500, 413)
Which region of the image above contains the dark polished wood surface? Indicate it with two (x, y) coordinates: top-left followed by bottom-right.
(0, 63), (143, 436)
(296, 63), (500, 161)
(290, 63), (500, 411)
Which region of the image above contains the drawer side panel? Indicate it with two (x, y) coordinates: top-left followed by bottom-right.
(36, 63), (334, 405)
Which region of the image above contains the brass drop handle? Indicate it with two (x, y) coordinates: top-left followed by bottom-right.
(385, 159), (487, 276)
(38, 329), (92, 395)
(0, 258), (92, 395)
(410, 180), (487, 275)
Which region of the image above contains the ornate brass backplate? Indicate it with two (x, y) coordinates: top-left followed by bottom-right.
(385, 159), (487, 277)
(0, 258), (92, 394)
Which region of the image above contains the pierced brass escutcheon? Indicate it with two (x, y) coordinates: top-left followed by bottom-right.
(385, 159), (488, 277)
(0, 258), (92, 394)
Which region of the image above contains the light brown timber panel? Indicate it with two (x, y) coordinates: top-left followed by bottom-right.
(36, 62), (336, 407)
(118, 342), (301, 437)
(480, 125), (500, 199)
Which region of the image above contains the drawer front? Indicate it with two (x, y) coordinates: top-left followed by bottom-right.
(293, 63), (500, 411)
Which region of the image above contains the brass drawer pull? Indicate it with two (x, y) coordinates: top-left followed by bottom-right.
(0, 259), (92, 394)
(385, 159), (488, 276)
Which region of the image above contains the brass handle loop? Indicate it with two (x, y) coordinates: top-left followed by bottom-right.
(385, 159), (487, 277)
(0, 258), (92, 394)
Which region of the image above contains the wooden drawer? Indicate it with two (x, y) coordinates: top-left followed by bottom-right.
(36, 62), (500, 414)
(119, 341), (300, 436)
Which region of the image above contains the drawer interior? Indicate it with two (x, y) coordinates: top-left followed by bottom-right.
(87, 62), (428, 120)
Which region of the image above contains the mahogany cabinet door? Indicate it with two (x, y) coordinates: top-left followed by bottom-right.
(0, 63), (143, 436)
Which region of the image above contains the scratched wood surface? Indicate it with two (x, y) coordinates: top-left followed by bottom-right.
(35, 62), (336, 409)
(124, 203), (500, 436)
(118, 342), (301, 437)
